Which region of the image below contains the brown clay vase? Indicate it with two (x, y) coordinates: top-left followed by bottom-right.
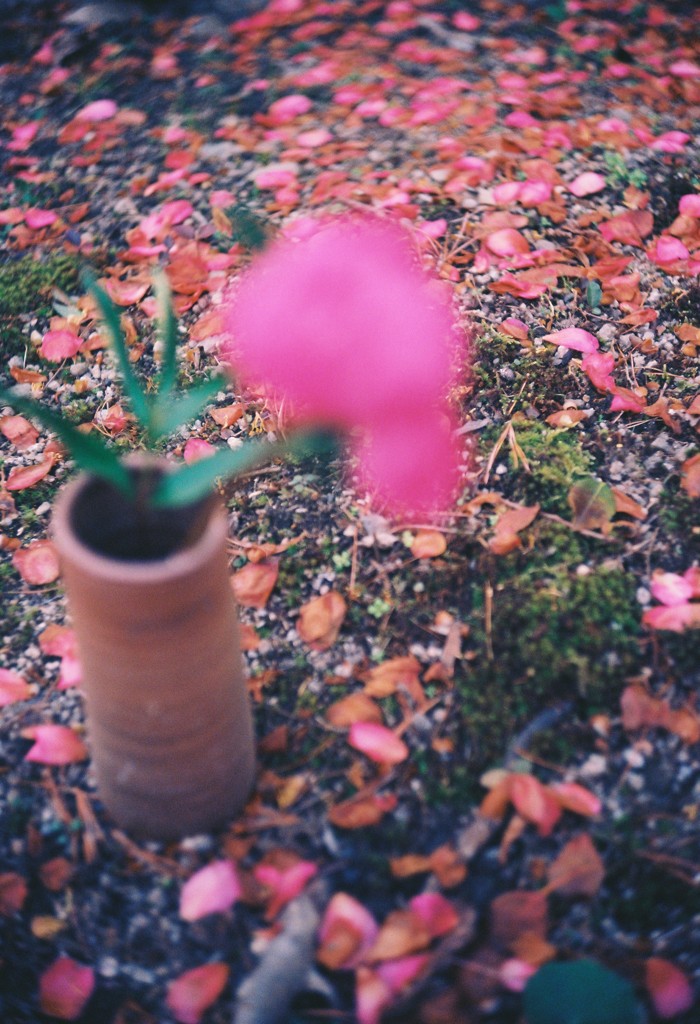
(51, 465), (256, 840)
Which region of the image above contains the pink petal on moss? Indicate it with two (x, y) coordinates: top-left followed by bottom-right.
(165, 963), (229, 1024)
(183, 438), (215, 463)
(568, 172), (606, 197)
(642, 602), (700, 632)
(0, 668), (31, 707)
(542, 328), (599, 353)
(409, 892), (459, 938)
(492, 182), (523, 204)
(348, 722), (409, 765)
(23, 724), (88, 765)
(645, 958), (694, 1019)
(650, 571), (694, 607)
(39, 956), (95, 1020)
(25, 208), (58, 229)
(75, 99), (117, 121)
(41, 329), (82, 361)
(180, 861), (240, 921)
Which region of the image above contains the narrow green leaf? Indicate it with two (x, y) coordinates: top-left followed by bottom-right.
(154, 270), (179, 400)
(84, 272), (152, 429)
(149, 376), (224, 442)
(152, 438), (286, 507)
(0, 389), (133, 495)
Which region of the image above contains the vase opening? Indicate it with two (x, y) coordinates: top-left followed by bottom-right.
(70, 468), (213, 562)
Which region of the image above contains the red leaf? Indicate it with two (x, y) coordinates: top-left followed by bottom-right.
(13, 539), (61, 585)
(317, 892), (379, 970)
(39, 956), (95, 1020)
(550, 781), (602, 817)
(6, 457), (54, 491)
(296, 590), (347, 650)
(546, 833), (605, 897)
(230, 560), (279, 609)
(409, 892), (459, 938)
(0, 872), (28, 915)
(165, 963), (229, 1024)
(681, 453), (700, 499)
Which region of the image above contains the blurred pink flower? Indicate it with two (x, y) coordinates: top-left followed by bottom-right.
(223, 217), (457, 428)
(222, 217), (463, 515)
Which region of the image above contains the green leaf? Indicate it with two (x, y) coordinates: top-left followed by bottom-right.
(154, 270), (179, 401)
(586, 280), (602, 309)
(568, 476), (616, 532)
(84, 271), (152, 429)
(524, 960), (644, 1024)
(152, 437), (285, 507)
(148, 376), (224, 441)
(0, 389), (133, 495)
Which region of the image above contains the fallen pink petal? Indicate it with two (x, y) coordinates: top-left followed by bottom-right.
(179, 861), (241, 922)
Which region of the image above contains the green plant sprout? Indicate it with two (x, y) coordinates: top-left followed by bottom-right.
(0, 271), (314, 511)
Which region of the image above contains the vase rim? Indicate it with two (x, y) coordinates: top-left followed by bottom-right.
(52, 469), (227, 586)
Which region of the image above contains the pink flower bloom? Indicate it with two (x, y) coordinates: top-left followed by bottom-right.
(223, 218), (463, 515)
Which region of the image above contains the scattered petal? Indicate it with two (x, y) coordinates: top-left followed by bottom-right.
(23, 724), (88, 765)
(179, 861), (240, 921)
(39, 957), (95, 1020)
(0, 668), (31, 706)
(165, 963), (229, 1024)
(645, 958), (694, 1019)
(13, 539), (61, 585)
(348, 721), (409, 765)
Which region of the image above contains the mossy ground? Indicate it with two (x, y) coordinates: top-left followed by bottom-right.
(0, 250), (81, 361)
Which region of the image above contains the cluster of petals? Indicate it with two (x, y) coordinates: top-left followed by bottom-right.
(318, 889), (459, 1024)
(222, 216), (463, 515)
(643, 567), (700, 632)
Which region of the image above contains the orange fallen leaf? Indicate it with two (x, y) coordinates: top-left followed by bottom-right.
(546, 833), (605, 897)
(13, 539), (60, 585)
(0, 668), (31, 706)
(611, 487), (647, 520)
(389, 853), (433, 878)
(0, 415), (39, 450)
(681, 452), (700, 498)
(326, 692), (383, 728)
(545, 409), (589, 428)
(490, 889), (549, 951)
(410, 529), (447, 558)
(6, 457), (55, 491)
(0, 872), (28, 915)
(328, 791), (397, 829)
(210, 404), (244, 428)
(296, 591), (346, 650)
(367, 909), (432, 962)
(230, 559), (278, 608)
(363, 655), (423, 700)
(489, 503), (540, 555)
